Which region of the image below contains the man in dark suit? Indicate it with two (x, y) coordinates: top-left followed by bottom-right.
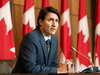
(11, 6), (67, 73)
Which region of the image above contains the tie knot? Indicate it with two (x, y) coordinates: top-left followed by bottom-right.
(46, 39), (51, 45)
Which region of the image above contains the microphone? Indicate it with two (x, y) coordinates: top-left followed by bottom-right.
(71, 47), (99, 73)
(71, 47), (94, 67)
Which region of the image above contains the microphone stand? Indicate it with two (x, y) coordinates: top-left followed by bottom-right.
(71, 47), (99, 73)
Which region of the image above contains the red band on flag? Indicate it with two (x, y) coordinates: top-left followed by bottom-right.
(24, 0), (34, 13)
(42, 0), (49, 8)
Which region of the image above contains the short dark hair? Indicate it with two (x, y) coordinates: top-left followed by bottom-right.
(37, 6), (60, 28)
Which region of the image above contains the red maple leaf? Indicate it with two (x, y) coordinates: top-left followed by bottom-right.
(60, 21), (72, 59)
(23, 21), (33, 37)
(0, 0), (8, 8)
(77, 31), (91, 67)
(95, 35), (100, 64)
(0, 18), (15, 59)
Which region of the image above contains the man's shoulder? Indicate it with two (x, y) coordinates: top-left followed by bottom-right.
(23, 28), (40, 41)
(26, 28), (39, 36)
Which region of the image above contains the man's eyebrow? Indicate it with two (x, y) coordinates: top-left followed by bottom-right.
(49, 18), (59, 20)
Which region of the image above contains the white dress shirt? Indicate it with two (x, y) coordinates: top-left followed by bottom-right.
(43, 34), (51, 52)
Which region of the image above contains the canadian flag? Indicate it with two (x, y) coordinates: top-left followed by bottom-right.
(23, 0), (36, 37)
(60, 0), (72, 63)
(0, 0), (15, 59)
(95, 0), (100, 69)
(76, 0), (92, 72)
(42, 0), (49, 8)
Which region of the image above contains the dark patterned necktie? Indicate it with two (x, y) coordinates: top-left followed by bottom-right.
(46, 39), (50, 52)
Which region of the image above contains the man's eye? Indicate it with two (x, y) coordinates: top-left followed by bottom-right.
(48, 18), (52, 21)
(55, 19), (59, 22)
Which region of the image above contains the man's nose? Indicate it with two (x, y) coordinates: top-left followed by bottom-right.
(52, 21), (56, 27)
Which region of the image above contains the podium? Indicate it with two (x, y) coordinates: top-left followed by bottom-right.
(0, 73), (100, 75)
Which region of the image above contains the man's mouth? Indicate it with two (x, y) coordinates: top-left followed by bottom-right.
(51, 28), (56, 31)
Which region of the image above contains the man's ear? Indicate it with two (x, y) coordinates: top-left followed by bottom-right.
(39, 19), (43, 26)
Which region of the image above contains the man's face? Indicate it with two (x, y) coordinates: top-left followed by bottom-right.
(39, 12), (59, 36)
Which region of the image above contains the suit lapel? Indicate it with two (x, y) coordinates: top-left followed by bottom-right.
(37, 29), (48, 65)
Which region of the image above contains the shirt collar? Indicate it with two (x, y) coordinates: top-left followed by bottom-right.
(42, 33), (51, 41)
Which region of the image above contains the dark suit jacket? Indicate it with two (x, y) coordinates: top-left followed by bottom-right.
(11, 28), (58, 73)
